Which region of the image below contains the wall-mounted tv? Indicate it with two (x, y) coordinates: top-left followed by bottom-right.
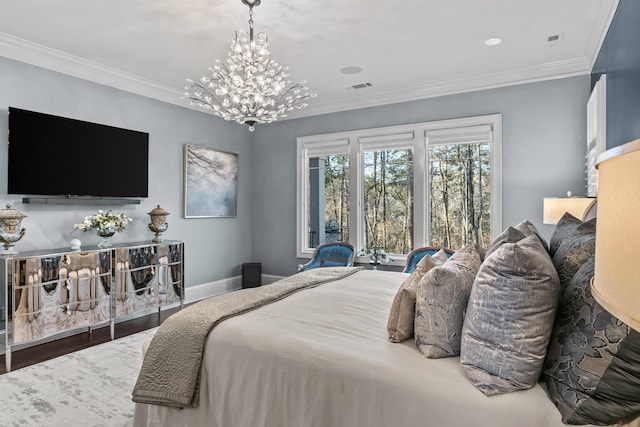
(7, 107), (149, 199)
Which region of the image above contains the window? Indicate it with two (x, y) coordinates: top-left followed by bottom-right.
(360, 133), (415, 254)
(307, 153), (350, 247)
(297, 138), (350, 251)
(297, 115), (502, 262)
(425, 124), (494, 249)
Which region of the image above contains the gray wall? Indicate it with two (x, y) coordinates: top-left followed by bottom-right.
(251, 76), (591, 276)
(0, 55), (592, 284)
(0, 56), (254, 288)
(592, 0), (640, 149)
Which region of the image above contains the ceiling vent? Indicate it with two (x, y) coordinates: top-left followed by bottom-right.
(547, 34), (562, 47)
(349, 82), (373, 90)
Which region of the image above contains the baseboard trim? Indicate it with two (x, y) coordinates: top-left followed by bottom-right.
(185, 274), (285, 303)
(185, 275), (242, 303)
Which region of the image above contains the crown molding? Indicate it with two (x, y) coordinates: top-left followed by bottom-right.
(0, 32), (183, 104)
(289, 57), (592, 120)
(0, 4), (614, 122)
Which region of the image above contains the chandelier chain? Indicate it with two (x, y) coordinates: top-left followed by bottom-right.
(248, 6), (255, 43)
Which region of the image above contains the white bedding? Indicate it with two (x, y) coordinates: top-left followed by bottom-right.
(133, 270), (589, 427)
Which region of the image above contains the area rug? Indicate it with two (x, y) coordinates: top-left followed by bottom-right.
(0, 328), (157, 427)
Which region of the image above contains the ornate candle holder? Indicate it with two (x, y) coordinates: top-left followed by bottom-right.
(0, 204), (27, 254)
(148, 205), (170, 243)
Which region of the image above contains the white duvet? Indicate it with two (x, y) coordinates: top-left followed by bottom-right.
(133, 270), (590, 427)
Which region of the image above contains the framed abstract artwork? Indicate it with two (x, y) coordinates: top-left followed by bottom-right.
(183, 144), (238, 218)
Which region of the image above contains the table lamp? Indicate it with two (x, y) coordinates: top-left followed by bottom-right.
(543, 192), (596, 224)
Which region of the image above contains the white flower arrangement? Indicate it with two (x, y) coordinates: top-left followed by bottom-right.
(358, 247), (393, 265)
(73, 210), (132, 234)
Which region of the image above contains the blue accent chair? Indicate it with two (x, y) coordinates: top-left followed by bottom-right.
(403, 246), (454, 273)
(297, 242), (356, 272)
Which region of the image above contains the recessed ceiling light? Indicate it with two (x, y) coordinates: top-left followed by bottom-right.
(484, 37), (502, 46)
(340, 66), (363, 75)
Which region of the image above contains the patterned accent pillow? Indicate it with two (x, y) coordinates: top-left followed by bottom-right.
(414, 244), (481, 358)
(387, 254), (438, 343)
(551, 218), (596, 292)
(548, 212), (582, 257)
(460, 235), (560, 395)
(542, 257), (640, 425)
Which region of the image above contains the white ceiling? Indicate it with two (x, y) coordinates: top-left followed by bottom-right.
(0, 0), (618, 120)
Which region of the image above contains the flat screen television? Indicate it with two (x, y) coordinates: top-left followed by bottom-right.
(7, 107), (149, 198)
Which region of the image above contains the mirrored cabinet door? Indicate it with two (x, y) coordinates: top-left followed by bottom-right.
(2, 240), (184, 372)
(114, 242), (183, 317)
(9, 251), (112, 345)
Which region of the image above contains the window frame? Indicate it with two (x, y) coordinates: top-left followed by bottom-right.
(296, 114), (502, 263)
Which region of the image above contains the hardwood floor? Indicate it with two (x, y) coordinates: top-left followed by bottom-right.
(0, 305), (180, 375)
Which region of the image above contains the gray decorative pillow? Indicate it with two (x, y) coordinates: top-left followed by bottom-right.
(548, 212), (581, 257)
(430, 248), (451, 266)
(514, 219), (549, 252)
(473, 243), (486, 263)
(542, 257), (640, 425)
(414, 244), (481, 358)
(551, 218), (596, 292)
(387, 254), (438, 343)
(460, 235), (560, 396)
(484, 226), (526, 259)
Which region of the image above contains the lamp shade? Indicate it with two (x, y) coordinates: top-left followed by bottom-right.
(543, 196), (596, 224)
(591, 139), (640, 332)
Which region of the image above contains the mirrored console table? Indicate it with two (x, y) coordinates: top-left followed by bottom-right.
(0, 240), (184, 372)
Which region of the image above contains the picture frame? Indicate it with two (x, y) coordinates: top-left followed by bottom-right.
(183, 144), (238, 218)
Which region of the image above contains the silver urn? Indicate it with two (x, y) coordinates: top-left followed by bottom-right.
(147, 205), (170, 243)
(0, 204), (27, 254)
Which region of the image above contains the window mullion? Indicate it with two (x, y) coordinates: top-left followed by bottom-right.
(413, 131), (427, 249)
(350, 136), (362, 256)
(296, 143), (309, 258)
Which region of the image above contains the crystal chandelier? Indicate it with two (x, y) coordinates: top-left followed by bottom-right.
(183, 0), (316, 132)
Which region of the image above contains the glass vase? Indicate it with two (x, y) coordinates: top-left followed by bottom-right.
(97, 227), (116, 248)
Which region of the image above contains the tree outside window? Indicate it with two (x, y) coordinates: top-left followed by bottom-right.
(428, 142), (491, 249)
(362, 148), (413, 254)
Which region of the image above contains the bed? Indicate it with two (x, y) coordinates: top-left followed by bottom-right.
(132, 208), (640, 427)
(131, 262), (638, 427)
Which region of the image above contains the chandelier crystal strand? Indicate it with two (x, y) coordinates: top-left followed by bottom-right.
(183, 0), (315, 131)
